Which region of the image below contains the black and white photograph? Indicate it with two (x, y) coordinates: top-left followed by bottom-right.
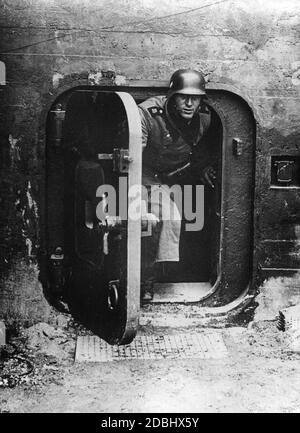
(0, 0), (300, 415)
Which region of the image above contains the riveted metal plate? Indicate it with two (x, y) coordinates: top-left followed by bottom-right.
(75, 332), (227, 362)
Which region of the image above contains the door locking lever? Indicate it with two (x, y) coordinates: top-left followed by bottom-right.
(99, 216), (125, 256)
(97, 148), (133, 173)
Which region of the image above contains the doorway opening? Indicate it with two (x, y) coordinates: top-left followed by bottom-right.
(136, 96), (223, 303)
(45, 86), (255, 343)
(132, 89), (255, 306)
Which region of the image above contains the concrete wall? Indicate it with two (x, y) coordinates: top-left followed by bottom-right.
(0, 0), (300, 324)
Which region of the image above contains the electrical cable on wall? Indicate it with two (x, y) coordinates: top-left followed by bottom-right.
(0, 0), (232, 55)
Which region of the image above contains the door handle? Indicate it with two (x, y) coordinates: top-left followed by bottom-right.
(98, 148), (133, 173)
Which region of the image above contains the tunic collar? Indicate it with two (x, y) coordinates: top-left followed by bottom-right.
(164, 97), (201, 147)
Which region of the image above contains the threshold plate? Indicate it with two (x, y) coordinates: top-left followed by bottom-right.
(75, 332), (227, 362)
(152, 282), (212, 303)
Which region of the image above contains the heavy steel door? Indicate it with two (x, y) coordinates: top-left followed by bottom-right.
(62, 90), (142, 344)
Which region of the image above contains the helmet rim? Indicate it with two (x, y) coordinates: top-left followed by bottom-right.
(169, 88), (206, 96)
(167, 69), (206, 99)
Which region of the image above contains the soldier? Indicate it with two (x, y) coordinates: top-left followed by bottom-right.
(138, 69), (216, 302)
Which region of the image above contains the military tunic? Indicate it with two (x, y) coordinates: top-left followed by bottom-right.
(138, 95), (211, 263)
(139, 95), (211, 179)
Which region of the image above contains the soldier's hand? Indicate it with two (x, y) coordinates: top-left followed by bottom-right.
(201, 166), (216, 188)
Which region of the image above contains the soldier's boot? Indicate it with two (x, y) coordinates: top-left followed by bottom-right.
(141, 277), (155, 303)
(140, 220), (161, 304)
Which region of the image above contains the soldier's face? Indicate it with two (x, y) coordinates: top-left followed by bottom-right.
(173, 94), (202, 120)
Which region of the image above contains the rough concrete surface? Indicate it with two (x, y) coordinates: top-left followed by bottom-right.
(0, 1), (300, 414)
(254, 275), (300, 321)
(1, 318), (300, 413)
(0, 0), (300, 324)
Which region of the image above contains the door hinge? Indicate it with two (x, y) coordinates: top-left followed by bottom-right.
(232, 138), (243, 156)
(49, 246), (65, 295)
(49, 104), (66, 148)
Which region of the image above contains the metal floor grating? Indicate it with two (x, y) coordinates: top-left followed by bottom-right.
(75, 332), (228, 362)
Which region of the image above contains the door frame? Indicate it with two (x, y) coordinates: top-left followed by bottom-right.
(41, 81), (257, 323)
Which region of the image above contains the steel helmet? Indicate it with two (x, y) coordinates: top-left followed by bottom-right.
(167, 69), (206, 99)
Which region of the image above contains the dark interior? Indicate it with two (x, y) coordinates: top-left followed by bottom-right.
(62, 91), (129, 268)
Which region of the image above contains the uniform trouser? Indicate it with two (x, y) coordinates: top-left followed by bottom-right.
(141, 170), (182, 283)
